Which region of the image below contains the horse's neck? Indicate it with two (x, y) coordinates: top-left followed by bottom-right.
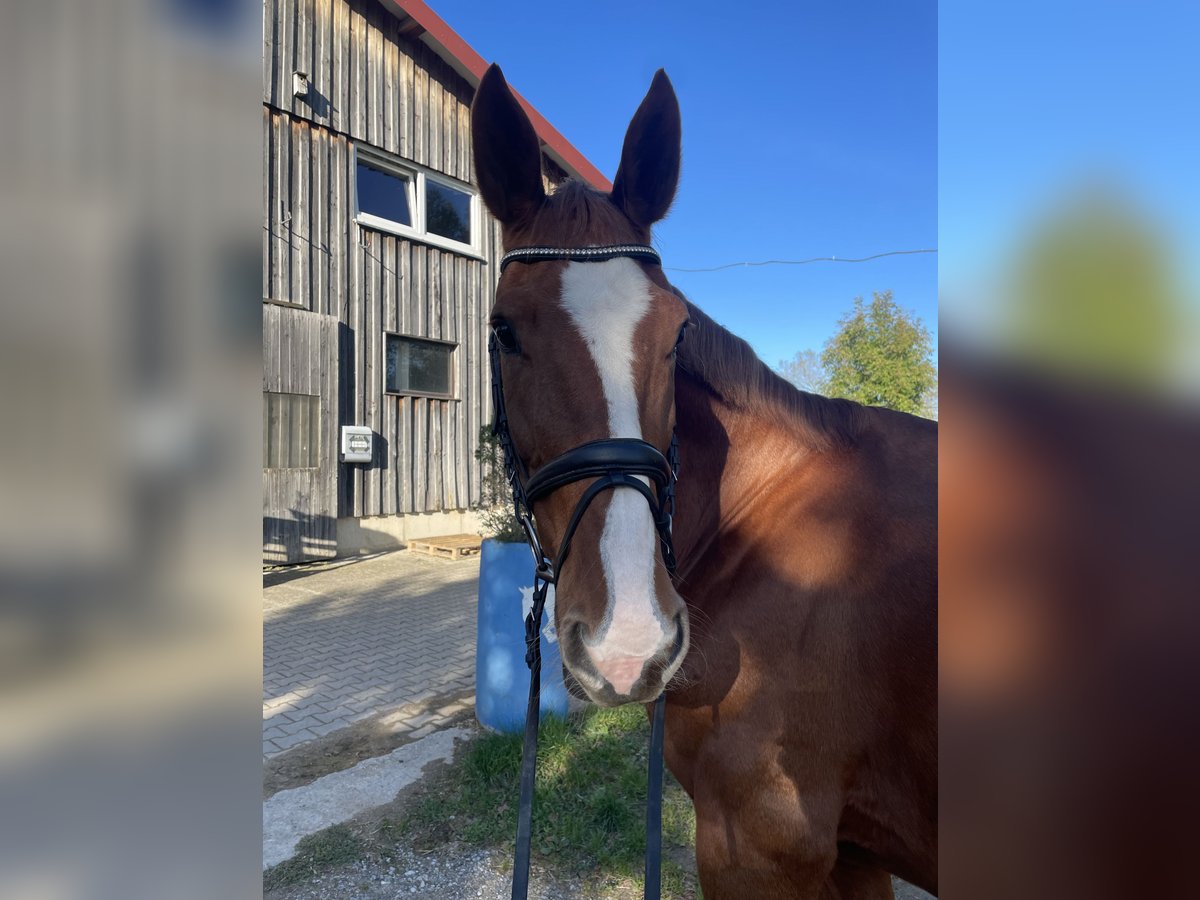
(671, 369), (815, 576)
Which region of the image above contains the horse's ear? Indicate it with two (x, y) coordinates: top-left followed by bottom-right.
(611, 69), (681, 228)
(471, 64), (546, 228)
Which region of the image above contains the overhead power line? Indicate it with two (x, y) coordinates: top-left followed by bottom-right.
(664, 248), (937, 273)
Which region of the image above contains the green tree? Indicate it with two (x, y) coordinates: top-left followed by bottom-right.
(1004, 188), (1181, 388)
(820, 290), (936, 416)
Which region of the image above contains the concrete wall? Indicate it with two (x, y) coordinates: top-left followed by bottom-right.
(336, 509), (485, 555)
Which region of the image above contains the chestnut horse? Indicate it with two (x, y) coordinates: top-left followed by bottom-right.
(472, 65), (937, 899)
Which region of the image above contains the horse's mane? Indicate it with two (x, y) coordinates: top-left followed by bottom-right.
(675, 293), (865, 448)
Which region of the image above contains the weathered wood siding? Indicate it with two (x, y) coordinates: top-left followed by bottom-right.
(263, 0), (511, 520)
(264, 0), (476, 174)
(263, 305), (340, 562)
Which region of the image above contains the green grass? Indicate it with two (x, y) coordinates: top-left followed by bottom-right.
(263, 824), (364, 891)
(379, 705), (698, 897)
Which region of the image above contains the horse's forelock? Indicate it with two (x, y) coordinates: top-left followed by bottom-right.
(505, 180), (648, 249)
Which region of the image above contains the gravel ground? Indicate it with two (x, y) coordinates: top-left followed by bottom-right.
(269, 845), (930, 899)
(269, 846), (591, 899)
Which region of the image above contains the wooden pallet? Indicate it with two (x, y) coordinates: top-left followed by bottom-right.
(407, 533), (483, 560)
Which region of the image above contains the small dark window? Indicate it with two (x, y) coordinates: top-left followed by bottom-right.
(425, 179), (472, 244)
(385, 335), (455, 397)
(264, 392), (320, 468)
(357, 160), (413, 226)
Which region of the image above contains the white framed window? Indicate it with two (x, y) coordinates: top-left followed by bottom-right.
(384, 333), (457, 399)
(354, 146), (481, 257)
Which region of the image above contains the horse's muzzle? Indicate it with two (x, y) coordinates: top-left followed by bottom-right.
(559, 612), (688, 706)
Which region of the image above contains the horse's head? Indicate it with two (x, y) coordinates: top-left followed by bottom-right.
(472, 65), (689, 706)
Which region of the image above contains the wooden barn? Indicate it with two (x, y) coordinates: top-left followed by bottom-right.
(262, 0), (608, 563)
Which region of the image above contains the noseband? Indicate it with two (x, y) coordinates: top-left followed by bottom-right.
(490, 244), (679, 900)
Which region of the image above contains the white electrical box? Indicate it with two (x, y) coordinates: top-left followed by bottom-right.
(341, 425), (373, 463)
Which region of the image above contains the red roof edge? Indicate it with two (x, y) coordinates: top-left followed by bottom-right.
(385, 0), (613, 193)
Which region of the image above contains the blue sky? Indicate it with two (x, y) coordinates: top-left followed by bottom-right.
(939, 1), (1200, 338)
(440, 0), (937, 369)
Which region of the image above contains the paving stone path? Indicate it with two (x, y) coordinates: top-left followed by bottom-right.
(263, 550), (480, 758)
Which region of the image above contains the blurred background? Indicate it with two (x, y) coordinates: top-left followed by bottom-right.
(0, 0), (262, 896)
(940, 2), (1200, 898)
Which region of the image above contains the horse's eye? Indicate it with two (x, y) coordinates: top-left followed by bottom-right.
(672, 323), (689, 353)
(492, 320), (520, 354)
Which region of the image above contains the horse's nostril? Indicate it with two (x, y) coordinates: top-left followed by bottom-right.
(593, 655), (647, 696)
(567, 618), (590, 645)
(665, 614), (687, 663)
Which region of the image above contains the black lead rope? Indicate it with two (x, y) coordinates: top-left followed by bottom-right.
(487, 263), (679, 900)
(645, 691), (667, 898)
(510, 556), (671, 900)
(511, 574), (547, 900)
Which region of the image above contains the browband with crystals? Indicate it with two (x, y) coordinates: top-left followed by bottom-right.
(499, 244), (661, 273)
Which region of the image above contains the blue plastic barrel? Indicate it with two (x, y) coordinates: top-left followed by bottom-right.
(475, 538), (569, 732)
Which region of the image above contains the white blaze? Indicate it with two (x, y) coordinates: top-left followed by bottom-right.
(560, 259), (667, 672)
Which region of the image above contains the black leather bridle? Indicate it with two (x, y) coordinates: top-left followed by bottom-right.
(490, 244), (681, 900)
